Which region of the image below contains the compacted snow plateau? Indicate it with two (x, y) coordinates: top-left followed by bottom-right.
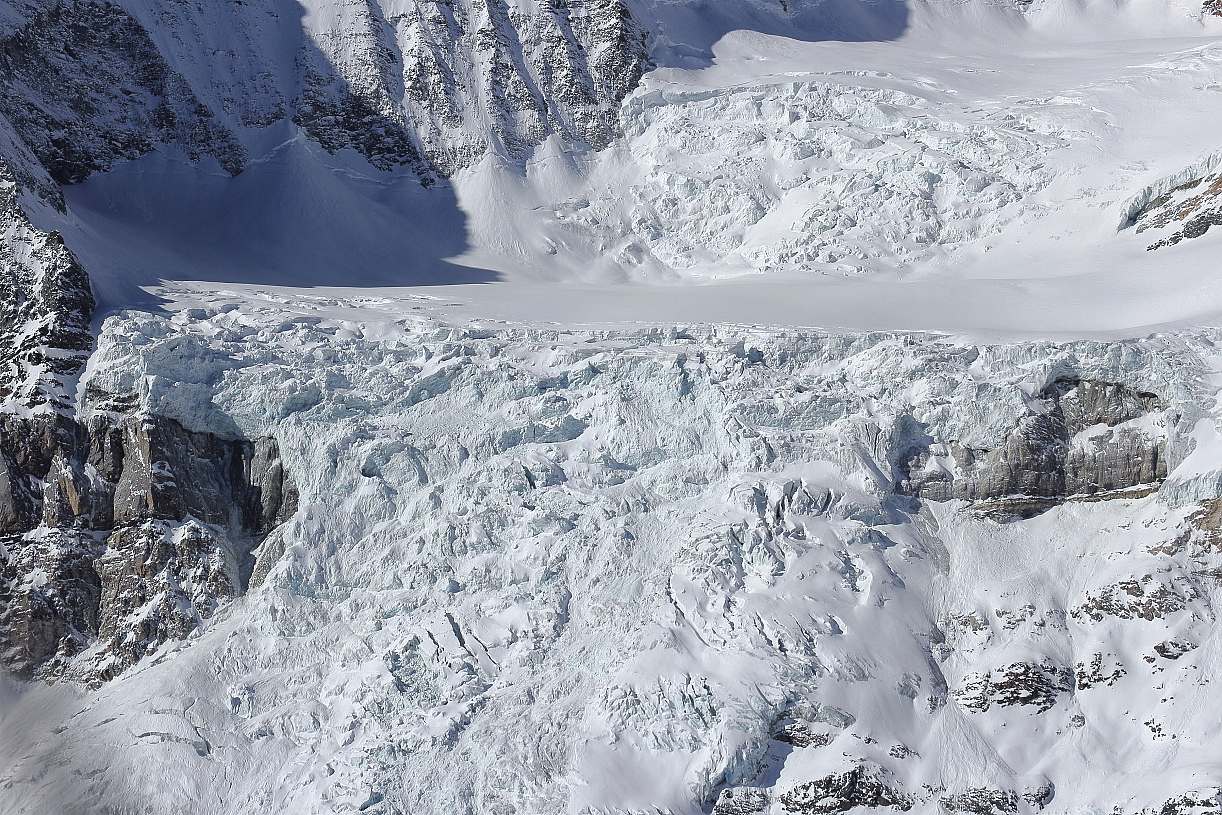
(3, 0), (1222, 812)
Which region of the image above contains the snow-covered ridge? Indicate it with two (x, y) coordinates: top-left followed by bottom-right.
(0, 172), (93, 410)
(3, 298), (1222, 813)
(3, 0), (1222, 810)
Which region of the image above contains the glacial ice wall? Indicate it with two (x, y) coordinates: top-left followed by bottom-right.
(557, 79), (1067, 276)
(1, 301), (1220, 814)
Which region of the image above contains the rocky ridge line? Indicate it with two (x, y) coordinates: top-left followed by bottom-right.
(0, 172), (93, 410)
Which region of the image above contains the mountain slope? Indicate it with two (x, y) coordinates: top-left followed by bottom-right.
(2, 0), (1219, 330)
(1, 0), (1222, 813)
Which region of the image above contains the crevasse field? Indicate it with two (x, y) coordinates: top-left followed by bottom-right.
(3, 0), (1222, 813)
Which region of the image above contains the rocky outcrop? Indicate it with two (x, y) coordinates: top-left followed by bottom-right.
(91, 519), (239, 681)
(299, 0), (648, 177)
(899, 378), (1169, 519)
(713, 787), (769, 815)
(1072, 573), (1197, 623)
(941, 788), (1019, 815)
(0, 409), (296, 680)
(0, 165), (94, 409)
(772, 721), (835, 748)
(1129, 169), (1222, 250)
(953, 659), (1075, 713)
(0, 0), (247, 187)
(1147, 790), (1221, 815)
(779, 766), (912, 813)
(0, 526), (101, 678)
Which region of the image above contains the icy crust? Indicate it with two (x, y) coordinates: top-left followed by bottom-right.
(494, 35), (1222, 286)
(4, 303), (1220, 813)
(84, 305), (1207, 464)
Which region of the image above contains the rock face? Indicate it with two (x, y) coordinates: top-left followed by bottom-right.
(291, 0), (648, 177)
(779, 766), (912, 813)
(1129, 167), (1222, 250)
(0, 0), (247, 186)
(0, 0), (647, 186)
(0, 167), (94, 409)
(899, 377), (1169, 518)
(0, 0), (648, 186)
(0, 409), (296, 680)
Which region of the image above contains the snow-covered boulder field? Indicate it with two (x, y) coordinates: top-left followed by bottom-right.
(2, 297), (1221, 814)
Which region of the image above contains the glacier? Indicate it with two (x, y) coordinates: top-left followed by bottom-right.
(1, 0), (1222, 811)
(2, 297), (1222, 813)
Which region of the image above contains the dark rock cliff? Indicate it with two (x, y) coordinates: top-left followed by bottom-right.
(0, 0), (248, 187)
(0, 409), (297, 680)
(898, 378), (1170, 518)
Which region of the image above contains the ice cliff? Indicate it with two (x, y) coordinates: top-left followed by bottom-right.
(1, 300), (1220, 813)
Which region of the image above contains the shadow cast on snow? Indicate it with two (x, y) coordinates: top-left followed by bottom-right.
(46, 0), (911, 319)
(35, 0), (499, 320)
(60, 137), (497, 319)
(642, 0), (910, 69)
